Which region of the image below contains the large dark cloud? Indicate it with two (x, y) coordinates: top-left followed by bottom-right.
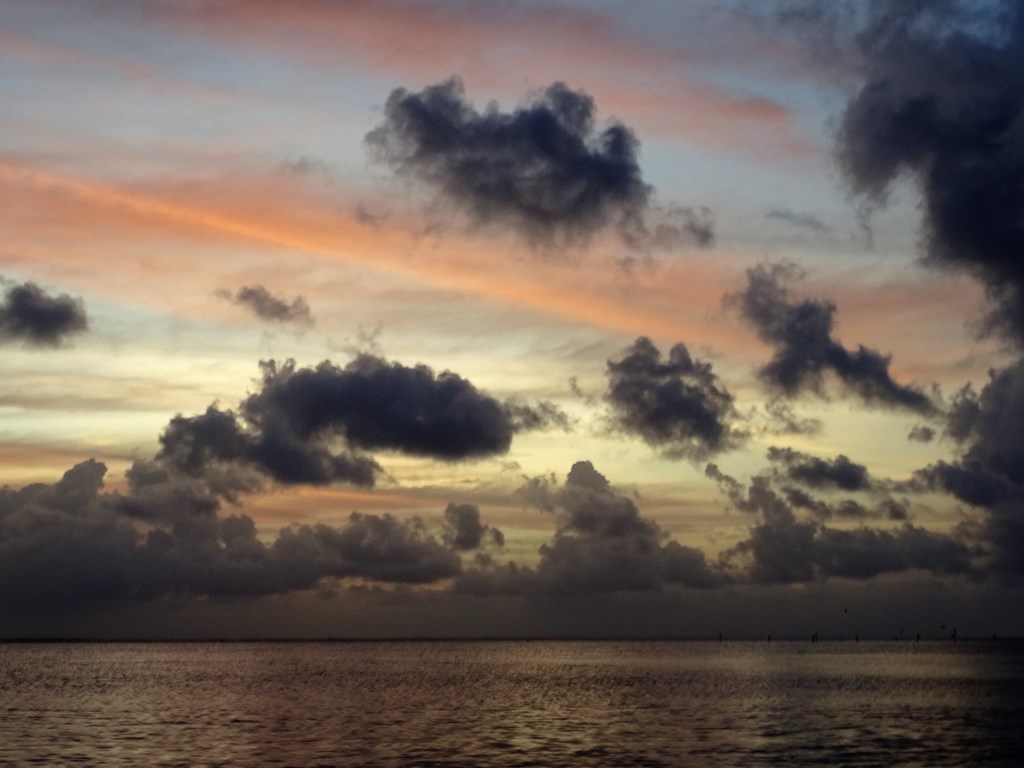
(456, 461), (722, 596)
(606, 337), (745, 460)
(0, 460), (468, 609)
(156, 355), (567, 488)
(243, 356), (566, 461)
(366, 78), (713, 248)
(730, 262), (937, 413)
(217, 284), (314, 327)
(0, 279), (88, 347)
(831, 0), (1024, 345)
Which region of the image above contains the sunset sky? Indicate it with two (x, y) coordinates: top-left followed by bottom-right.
(2, 0), (1023, 639)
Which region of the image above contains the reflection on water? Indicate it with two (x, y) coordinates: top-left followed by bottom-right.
(1, 640), (1021, 766)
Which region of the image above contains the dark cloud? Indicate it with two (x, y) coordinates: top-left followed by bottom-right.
(155, 354), (558, 489)
(606, 337), (745, 460)
(0, 279), (88, 347)
(730, 262), (937, 414)
(244, 355), (555, 461)
(829, 1), (1024, 345)
(0, 460), (466, 608)
(218, 285), (314, 327)
(457, 461), (722, 596)
(442, 502), (504, 551)
(767, 446), (872, 491)
(766, 207), (830, 234)
(366, 78), (712, 248)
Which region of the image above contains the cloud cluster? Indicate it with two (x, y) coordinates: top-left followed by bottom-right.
(835, 0), (1024, 345)
(731, 262), (936, 413)
(462, 454), (972, 597)
(0, 457), (489, 609)
(366, 78), (712, 248)
(915, 360), (1024, 577)
(605, 337), (745, 460)
(706, 463), (973, 584)
(0, 279), (88, 347)
(765, 1), (1024, 581)
(457, 461), (722, 596)
(217, 284), (314, 327)
(158, 355), (568, 488)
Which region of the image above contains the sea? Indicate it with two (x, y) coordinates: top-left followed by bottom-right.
(1, 640), (1021, 767)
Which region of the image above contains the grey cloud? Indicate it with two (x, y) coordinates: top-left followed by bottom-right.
(0, 279), (88, 347)
(606, 337), (745, 460)
(730, 262), (937, 414)
(366, 78), (712, 249)
(218, 285), (314, 327)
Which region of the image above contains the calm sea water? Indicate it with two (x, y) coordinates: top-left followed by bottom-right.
(1, 640), (1021, 767)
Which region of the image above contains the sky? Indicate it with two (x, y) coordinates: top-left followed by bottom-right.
(2, 0), (1023, 639)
